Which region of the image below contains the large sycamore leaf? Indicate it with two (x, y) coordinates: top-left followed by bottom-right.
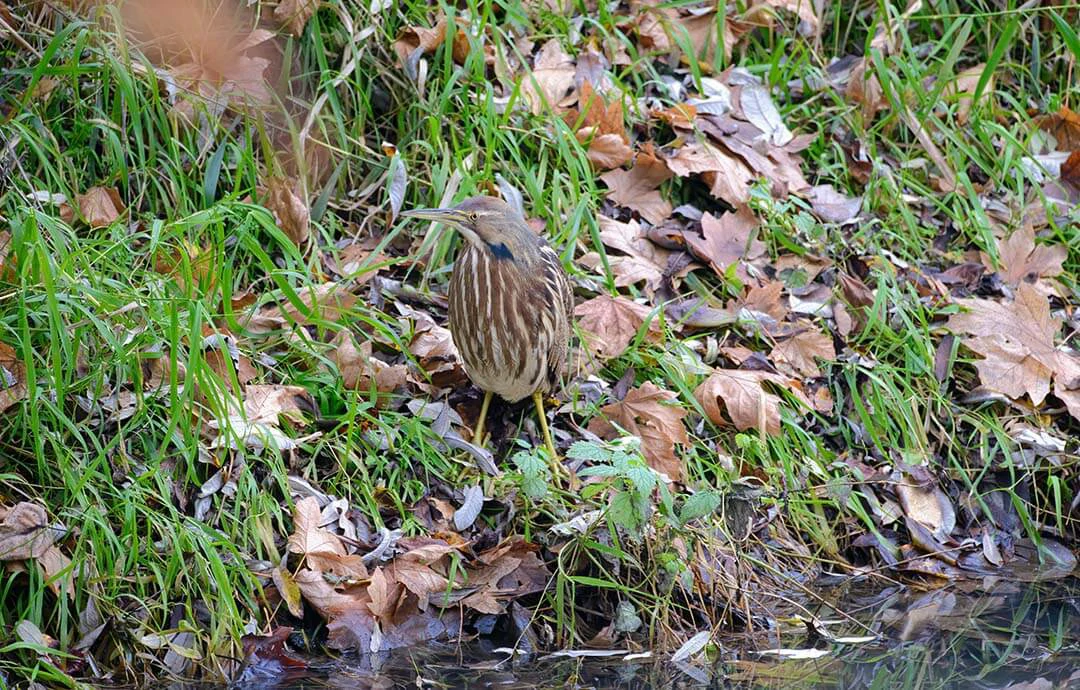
(574, 294), (661, 360)
(694, 369), (807, 435)
(588, 382), (690, 481)
(948, 283), (1080, 411)
(599, 145), (673, 224)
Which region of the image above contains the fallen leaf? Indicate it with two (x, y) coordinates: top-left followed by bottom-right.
(666, 8), (740, 67)
(747, 0), (819, 37)
(243, 384), (314, 426)
(274, 0), (318, 37)
(0, 502), (58, 560)
(948, 283), (1080, 407)
(895, 477), (956, 541)
(392, 17), (448, 67)
(64, 186), (124, 228)
(942, 63), (990, 124)
(665, 139), (755, 205)
(1034, 105), (1080, 151)
(806, 184), (862, 223)
(685, 205), (764, 274)
(579, 129), (633, 170)
(599, 146), (673, 224)
(694, 369), (807, 435)
(845, 58), (885, 120)
(0, 341), (27, 414)
(770, 328), (835, 378)
(332, 332), (407, 395)
(574, 294), (661, 360)
(588, 382), (689, 481)
(739, 83), (793, 147)
(262, 178), (310, 247)
(981, 226), (1066, 290)
(519, 39), (576, 115)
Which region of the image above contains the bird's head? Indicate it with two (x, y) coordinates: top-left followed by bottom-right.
(402, 196), (537, 262)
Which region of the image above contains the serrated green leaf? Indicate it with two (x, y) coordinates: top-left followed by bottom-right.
(568, 441), (609, 462)
(578, 464), (621, 478)
(626, 464), (656, 495)
(679, 491), (723, 524)
(608, 492), (640, 533)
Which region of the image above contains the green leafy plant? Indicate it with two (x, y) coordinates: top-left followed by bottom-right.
(571, 438), (673, 537)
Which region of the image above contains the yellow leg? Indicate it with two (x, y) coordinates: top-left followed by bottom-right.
(532, 391), (565, 478)
(473, 390), (493, 446)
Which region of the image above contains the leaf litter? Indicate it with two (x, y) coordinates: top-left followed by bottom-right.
(3, 0), (1080, 679)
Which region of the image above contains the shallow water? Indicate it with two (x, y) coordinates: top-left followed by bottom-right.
(218, 577), (1079, 689)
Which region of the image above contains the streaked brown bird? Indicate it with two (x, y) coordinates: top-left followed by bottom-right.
(402, 196), (573, 476)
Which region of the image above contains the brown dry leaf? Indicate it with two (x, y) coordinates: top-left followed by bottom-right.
(685, 205), (764, 275)
(0, 341), (27, 414)
(694, 369), (807, 435)
(845, 58), (885, 120)
(942, 63), (990, 124)
(331, 331), (407, 394)
(599, 146), (673, 224)
(63, 186), (124, 228)
(667, 8), (740, 67)
(948, 283), (1080, 407)
(274, 0), (318, 37)
(588, 382), (689, 481)
(569, 81), (624, 136)
(665, 139), (756, 205)
(263, 177), (310, 247)
(245, 282), (359, 331)
(745, 0), (819, 37)
(1034, 105), (1080, 151)
(770, 328), (835, 378)
(579, 129), (633, 170)
(895, 478), (956, 542)
(0, 502), (56, 561)
(392, 17), (448, 66)
(576, 215), (680, 294)
(652, 103), (696, 129)
(981, 226), (1066, 290)
(575, 294), (661, 360)
(287, 497), (343, 561)
(519, 39), (576, 115)
(806, 184), (862, 223)
(243, 384), (314, 426)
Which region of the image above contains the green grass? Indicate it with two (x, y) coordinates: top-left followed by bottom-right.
(1, 0), (1078, 683)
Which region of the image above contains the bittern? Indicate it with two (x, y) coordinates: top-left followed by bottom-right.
(402, 196), (573, 476)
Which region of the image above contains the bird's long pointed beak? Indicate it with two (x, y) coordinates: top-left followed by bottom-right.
(400, 207), (466, 226)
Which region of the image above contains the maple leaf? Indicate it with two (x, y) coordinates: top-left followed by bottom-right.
(287, 497), (349, 564)
(599, 145), (673, 224)
(240, 384), (314, 428)
(981, 226), (1066, 291)
(685, 205), (764, 275)
(61, 186), (124, 228)
(519, 39), (576, 115)
(588, 382), (690, 481)
(665, 139), (755, 204)
(332, 332), (407, 395)
(578, 129), (633, 170)
(694, 369), (807, 435)
(770, 327), (836, 378)
(577, 215), (684, 294)
(948, 283), (1080, 408)
(574, 294), (661, 360)
(274, 0), (318, 37)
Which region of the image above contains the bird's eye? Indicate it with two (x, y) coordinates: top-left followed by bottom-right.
(467, 212), (480, 222)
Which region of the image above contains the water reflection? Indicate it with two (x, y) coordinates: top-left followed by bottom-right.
(222, 579), (1079, 689)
